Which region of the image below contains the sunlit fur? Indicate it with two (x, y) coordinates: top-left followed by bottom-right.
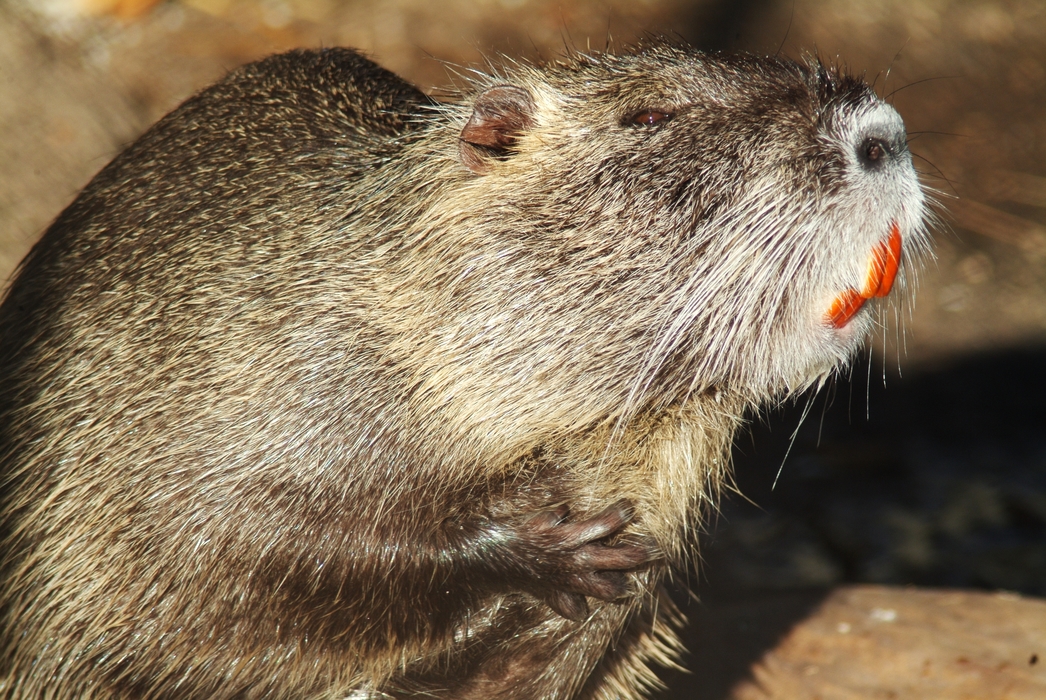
(0, 43), (928, 699)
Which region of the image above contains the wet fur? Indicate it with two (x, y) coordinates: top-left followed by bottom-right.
(0, 45), (926, 698)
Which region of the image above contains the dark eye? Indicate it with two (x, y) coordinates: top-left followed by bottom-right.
(858, 137), (890, 169)
(629, 110), (673, 127)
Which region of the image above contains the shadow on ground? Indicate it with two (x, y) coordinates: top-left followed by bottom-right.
(658, 343), (1046, 698)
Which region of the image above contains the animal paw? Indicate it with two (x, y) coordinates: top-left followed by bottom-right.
(512, 500), (660, 620)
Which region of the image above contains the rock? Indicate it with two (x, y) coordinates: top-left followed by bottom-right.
(681, 585), (1046, 700)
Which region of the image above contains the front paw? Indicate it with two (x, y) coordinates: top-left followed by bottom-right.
(513, 500), (660, 620)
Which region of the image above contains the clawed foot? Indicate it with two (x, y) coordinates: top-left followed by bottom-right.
(513, 500), (660, 620)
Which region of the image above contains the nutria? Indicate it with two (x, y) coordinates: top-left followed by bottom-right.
(0, 43), (928, 698)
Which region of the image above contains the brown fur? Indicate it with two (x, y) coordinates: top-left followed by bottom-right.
(0, 44), (928, 698)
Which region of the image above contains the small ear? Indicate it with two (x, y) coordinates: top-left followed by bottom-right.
(459, 85), (536, 174)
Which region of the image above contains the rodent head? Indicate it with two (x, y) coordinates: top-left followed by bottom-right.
(388, 43), (928, 445)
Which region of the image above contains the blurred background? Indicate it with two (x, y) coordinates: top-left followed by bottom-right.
(2, 0), (1045, 697)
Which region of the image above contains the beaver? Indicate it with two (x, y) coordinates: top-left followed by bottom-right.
(0, 43), (928, 698)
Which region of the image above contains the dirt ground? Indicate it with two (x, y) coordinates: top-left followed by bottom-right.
(2, 0), (1045, 698)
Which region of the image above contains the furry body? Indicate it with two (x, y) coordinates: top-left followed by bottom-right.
(0, 46), (926, 698)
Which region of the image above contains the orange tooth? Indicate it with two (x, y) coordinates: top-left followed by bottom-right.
(827, 289), (866, 329)
(863, 222), (903, 298)
(826, 223), (903, 329)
